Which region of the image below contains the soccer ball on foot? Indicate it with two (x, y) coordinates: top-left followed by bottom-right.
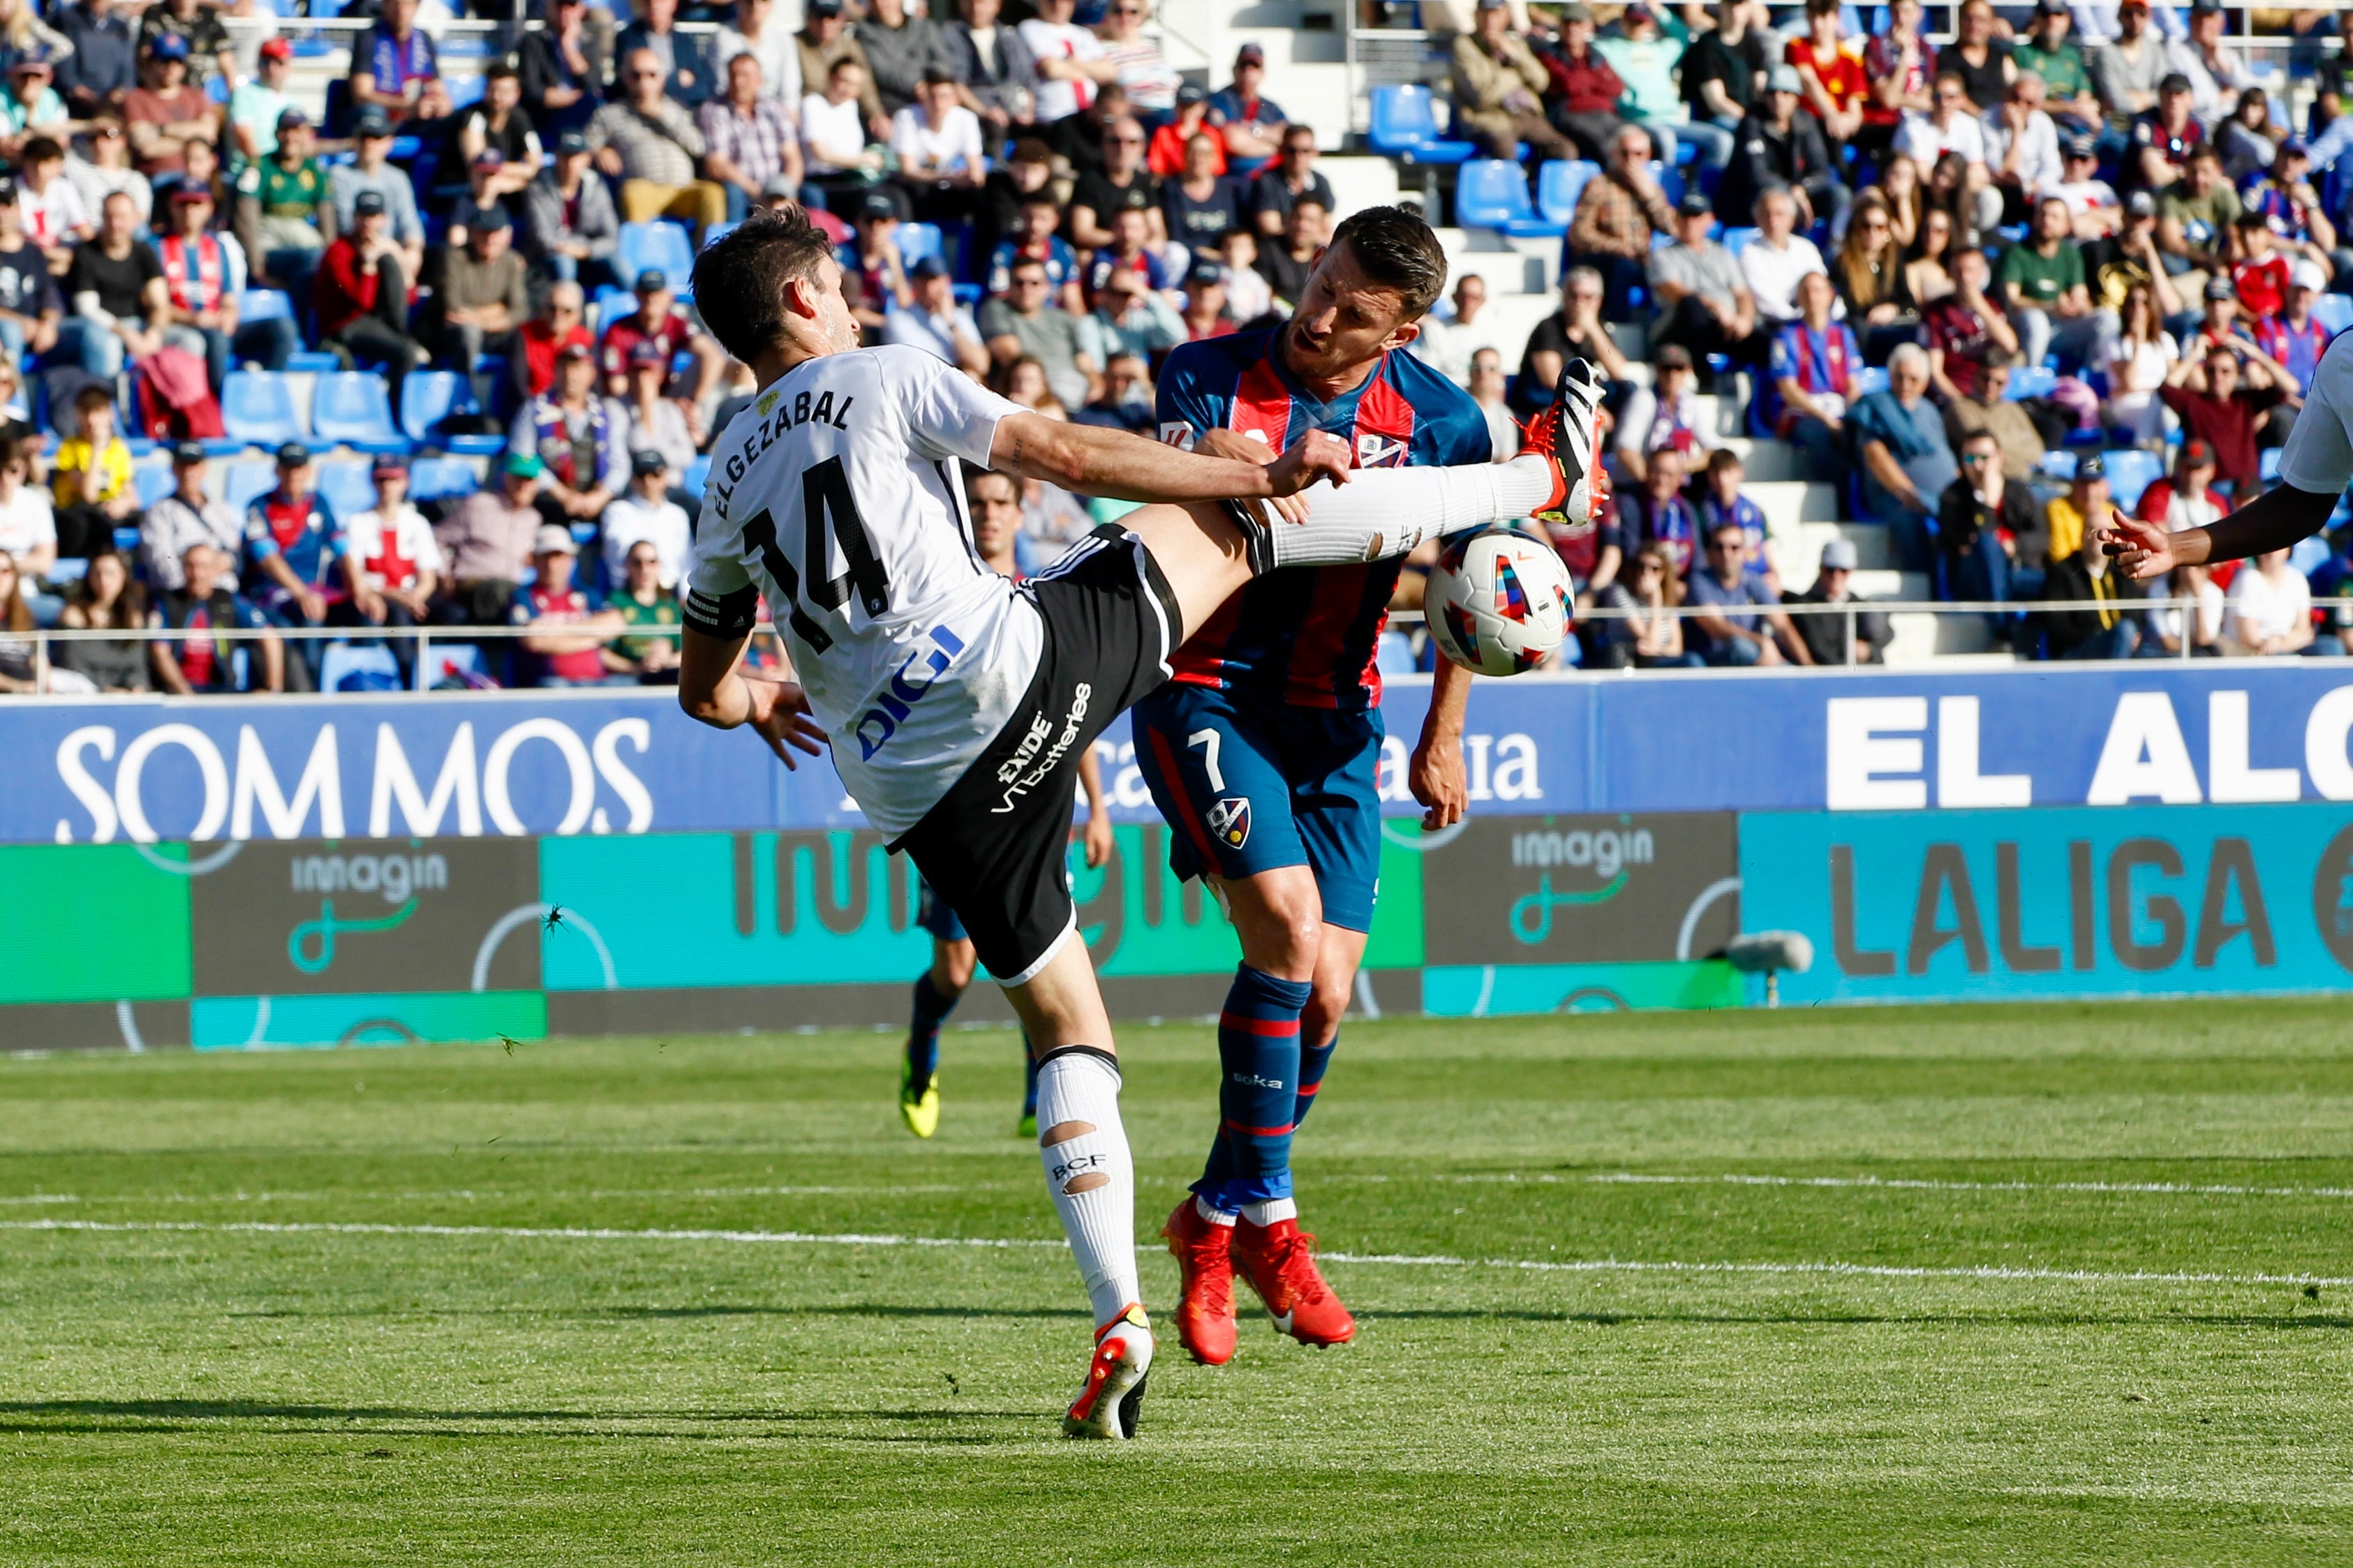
(1423, 528), (1574, 676)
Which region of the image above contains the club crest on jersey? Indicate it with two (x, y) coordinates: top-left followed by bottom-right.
(1207, 796), (1251, 849)
(1355, 433), (1409, 468)
(1159, 420), (1195, 450)
(854, 625), (967, 760)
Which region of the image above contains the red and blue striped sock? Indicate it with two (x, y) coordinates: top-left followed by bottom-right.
(1293, 1033), (1337, 1130)
(1192, 964), (1311, 1211)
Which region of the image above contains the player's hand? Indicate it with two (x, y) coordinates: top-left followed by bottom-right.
(1195, 426), (1314, 523)
(743, 675), (829, 769)
(1081, 809), (1113, 869)
(1410, 732), (1467, 832)
(1263, 429), (1351, 505)
(2097, 507), (2185, 581)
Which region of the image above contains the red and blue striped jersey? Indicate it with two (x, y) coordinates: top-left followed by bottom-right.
(1155, 324), (1490, 710)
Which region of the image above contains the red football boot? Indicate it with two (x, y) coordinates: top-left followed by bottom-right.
(1232, 1216), (1356, 1348)
(1161, 1196), (1239, 1366)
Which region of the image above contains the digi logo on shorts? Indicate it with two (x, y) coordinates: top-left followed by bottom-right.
(855, 625), (967, 761)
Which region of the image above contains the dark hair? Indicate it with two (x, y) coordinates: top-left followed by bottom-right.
(74, 384), (113, 411)
(486, 61), (519, 82)
(921, 66), (956, 87)
(21, 135), (61, 165)
(71, 551), (144, 629)
(691, 204), (840, 364)
(1705, 447), (1743, 479)
(1326, 204), (1447, 320)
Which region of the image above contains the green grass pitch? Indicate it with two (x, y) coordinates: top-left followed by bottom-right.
(6, 999), (2353, 1565)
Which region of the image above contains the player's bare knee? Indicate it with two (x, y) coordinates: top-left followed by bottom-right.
(1303, 981), (1350, 1044)
(935, 944), (977, 994)
(1040, 1120), (1095, 1147)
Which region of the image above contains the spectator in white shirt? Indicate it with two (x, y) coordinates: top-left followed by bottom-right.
(339, 458), (443, 631)
(715, 0), (801, 124)
(15, 136), (90, 271)
(1410, 271), (1513, 386)
(1897, 72), (2002, 234)
(2170, 0), (2252, 129)
(1467, 345), (1519, 459)
(0, 432), (54, 581)
(140, 439), (237, 591)
(1018, 0), (1115, 125)
(1984, 72), (2063, 211)
(1740, 184), (1829, 327)
(801, 56), (882, 182)
(891, 67), (986, 226)
(601, 447), (694, 589)
(884, 253), (988, 375)
(2222, 546), (2315, 656)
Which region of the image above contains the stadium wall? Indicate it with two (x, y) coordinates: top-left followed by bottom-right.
(8, 664), (2353, 1047)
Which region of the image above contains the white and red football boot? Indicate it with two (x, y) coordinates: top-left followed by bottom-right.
(1232, 1216), (1356, 1349)
(1062, 1302), (1154, 1440)
(1161, 1197), (1240, 1366)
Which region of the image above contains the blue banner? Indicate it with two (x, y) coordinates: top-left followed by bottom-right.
(1740, 802), (2353, 1004)
(13, 662), (2353, 846)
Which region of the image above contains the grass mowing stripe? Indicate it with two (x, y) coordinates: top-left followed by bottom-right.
(9, 1217), (2350, 1290)
(1361, 1172), (2353, 1200)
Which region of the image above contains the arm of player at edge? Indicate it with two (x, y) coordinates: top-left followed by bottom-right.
(2100, 483), (2340, 581)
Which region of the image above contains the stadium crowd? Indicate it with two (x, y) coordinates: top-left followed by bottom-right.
(1, 0), (2352, 694)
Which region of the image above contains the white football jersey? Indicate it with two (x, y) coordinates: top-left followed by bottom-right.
(684, 345), (1042, 835)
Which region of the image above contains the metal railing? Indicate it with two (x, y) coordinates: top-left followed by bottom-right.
(8, 596), (2304, 694)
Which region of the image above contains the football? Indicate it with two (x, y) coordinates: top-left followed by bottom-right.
(1423, 527), (1574, 676)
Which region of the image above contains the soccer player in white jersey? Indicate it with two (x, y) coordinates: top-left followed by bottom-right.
(673, 207), (1605, 1440)
(2103, 330), (2353, 576)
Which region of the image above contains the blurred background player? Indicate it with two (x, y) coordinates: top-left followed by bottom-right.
(1136, 204), (1495, 1366)
(900, 464), (1112, 1140)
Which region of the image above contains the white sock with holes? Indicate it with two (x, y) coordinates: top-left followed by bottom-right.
(1263, 455), (1559, 569)
(1035, 1052), (1142, 1328)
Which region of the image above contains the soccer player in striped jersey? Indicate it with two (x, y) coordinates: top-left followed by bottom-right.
(1136, 205), (1504, 1366)
(674, 206), (1604, 1438)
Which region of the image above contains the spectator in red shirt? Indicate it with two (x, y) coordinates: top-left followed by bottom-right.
(1924, 246), (2019, 403)
(1860, 0), (1935, 162)
(1147, 85), (1220, 178)
(149, 540), (282, 694)
(2134, 437), (2229, 534)
(314, 188), (426, 394)
(1786, 0), (1865, 144)
(2230, 209), (2290, 320)
(597, 265), (723, 437)
(514, 278), (594, 401)
(510, 523), (621, 687)
(1541, 3), (1629, 165)
(2158, 341), (2289, 493)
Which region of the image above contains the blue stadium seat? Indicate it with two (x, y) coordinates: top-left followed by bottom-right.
(238, 288), (292, 323)
(616, 221), (695, 285)
(896, 221), (944, 267)
(2100, 448), (2163, 511)
(2037, 449), (2078, 482)
(420, 642), (484, 689)
(1535, 160), (1601, 227)
(1455, 160), (1564, 237)
(398, 371), (505, 456)
(1366, 84), (1476, 164)
(223, 459), (279, 514)
(221, 371), (309, 449)
(591, 283), (634, 336)
(285, 350), (341, 374)
(2315, 294), (2353, 336)
(321, 642), (403, 692)
(1852, 366), (1890, 397)
(132, 460), (173, 509)
(2262, 445), (2283, 481)
(310, 372), (408, 452)
(1722, 226), (1760, 257)
(702, 220), (739, 249)
(685, 454), (711, 497)
(2003, 366), (2058, 400)
(408, 456), (482, 502)
(447, 75), (485, 108)
(1653, 160), (1684, 209)
(316, 459), (377, 521)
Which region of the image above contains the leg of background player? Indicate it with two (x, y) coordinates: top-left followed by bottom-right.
(1018, 1035), (1039, 1138)
(901, 938), (973, 1138)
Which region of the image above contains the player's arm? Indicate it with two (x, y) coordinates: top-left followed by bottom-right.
(1076, 745), (1112, 868)
(1410, 657), (1471, 831)
(676, 544), (829, 766)
(989, 410), (1349, 505)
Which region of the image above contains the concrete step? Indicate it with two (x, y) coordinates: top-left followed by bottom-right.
(1321, 156), (1406, 224)
(1784, 517), (1898, 571)
(1743, 480), (1841, 542)
(1886, 613), (2010, 666)
(1432, 229), (1552, 297)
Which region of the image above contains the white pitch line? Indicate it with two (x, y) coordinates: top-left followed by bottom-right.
(1356, 1172), (2353, 1201)
(0, 1184), (977, 1207)
(5, 1218), (2349, 1290)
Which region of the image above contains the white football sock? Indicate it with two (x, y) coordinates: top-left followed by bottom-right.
(1240, 1197), (1297, 1227)
(1035, 1050), (1143, 1327)
(1194, 1194), (1238, 1227)
(1261, 454), (1558, 571)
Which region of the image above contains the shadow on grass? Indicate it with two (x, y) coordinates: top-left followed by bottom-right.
(225, 1304), (1092, 1322)
(1363, 1309), (2353, 1329)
